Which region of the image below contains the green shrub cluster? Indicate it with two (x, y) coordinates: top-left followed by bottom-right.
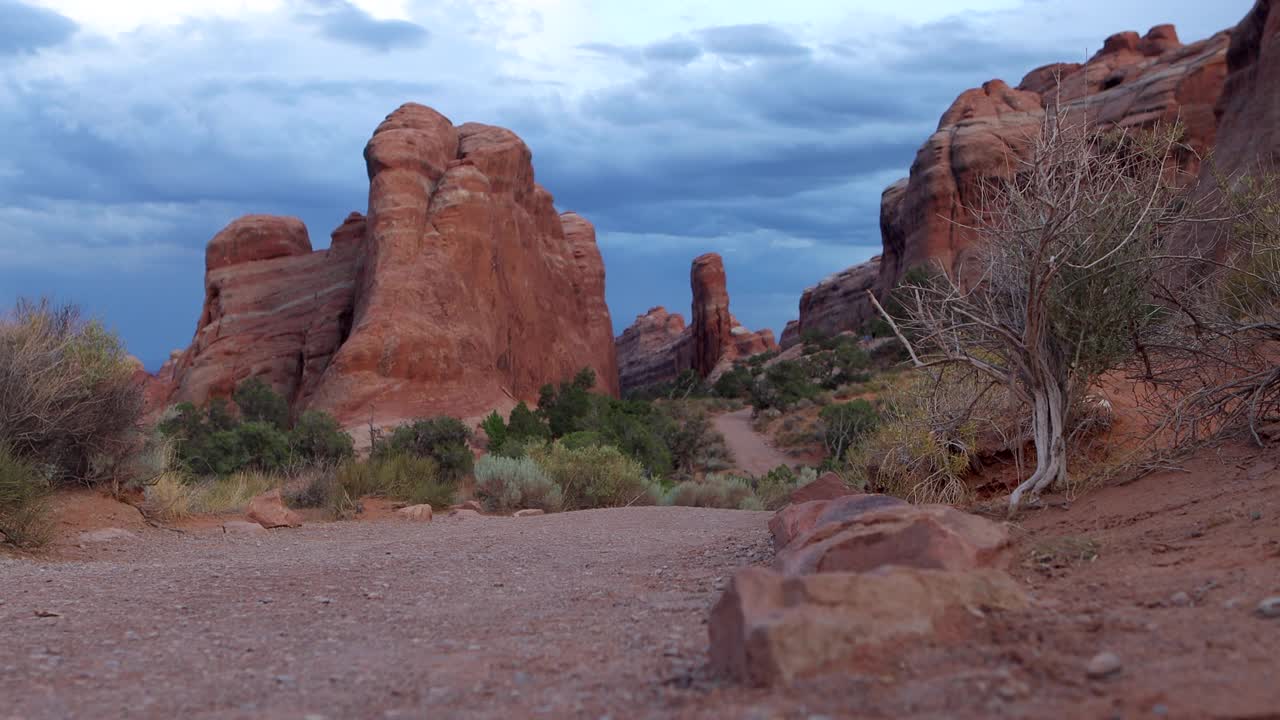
(159, 378), (353, 477)
(819, 400), (880, 462)
(373, 416), (473, 485)
(482, 368), (731, 481)
(528, 442), (661, 510)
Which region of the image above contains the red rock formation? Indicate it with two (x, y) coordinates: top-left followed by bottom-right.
(779, 257), (882, 349)
(1206, 1), (1280, 192)
(146, 104), (618, 429)
(785, 24), (1231, 340)
(615, 253), (778, 394)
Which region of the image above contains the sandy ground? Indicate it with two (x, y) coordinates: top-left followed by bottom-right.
(713, 408), (794, 475)
(4, 442), (1279, 719)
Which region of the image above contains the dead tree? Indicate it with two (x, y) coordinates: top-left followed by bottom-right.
(872, 109), (1206, 509)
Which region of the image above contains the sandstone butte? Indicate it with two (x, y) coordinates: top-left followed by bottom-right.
(781, 22), (1235, 347)
(614, 253), (778, 395)
(144, 104), (618, 431)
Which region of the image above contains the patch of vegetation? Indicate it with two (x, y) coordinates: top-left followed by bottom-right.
(0, 446), (52, 548)
(0, 299), (142, 487)
(159, 379), (353, 477)
(474, 455), (563, 514)
(374, 416), (473, 485)
(820, 400), (880, 462)
(528, 442), (661, 510)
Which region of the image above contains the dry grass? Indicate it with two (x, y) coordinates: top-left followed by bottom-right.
(189, 470), (286, 514)
(142, 471), (193, 523)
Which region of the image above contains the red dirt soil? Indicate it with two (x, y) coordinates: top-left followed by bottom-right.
(2, 442), (1278, 718)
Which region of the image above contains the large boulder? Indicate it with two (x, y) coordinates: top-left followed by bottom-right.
(776, 504), (1013, 576)
(246, 490), (302, 529)
(708, 566), (1028, 687)
(615, 253), (777, 394)
(144, 104), (619, 429)
(767, 493), (906, 550)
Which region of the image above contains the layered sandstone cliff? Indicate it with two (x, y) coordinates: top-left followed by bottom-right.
(615, 253), (777, 395)
(147, 104), (618, 428)
(783, 23), (1232, 344)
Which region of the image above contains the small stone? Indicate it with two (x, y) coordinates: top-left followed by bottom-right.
(1152, 704), (1169, 717)
(1256, 597), (1280, 618)
(396, 504), (433, 522)
(222, 520), (267, 537)
(1250, 511), (1263, 521)
(1169, 591), (1191, 607)
(513, 509), (545, 518)
(1086, 651), (1122, 679)
(314, 597), (334, 605)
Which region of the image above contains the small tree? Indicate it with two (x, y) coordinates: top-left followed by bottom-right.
(874, 111), (1204, 508)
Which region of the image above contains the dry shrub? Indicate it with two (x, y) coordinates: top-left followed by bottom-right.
(189, 470), (285, 514)
(142, 471), (193, 523)
(0, 299), (142, 485)
(846, 369), (1025, 505)
(474, 455), (564, 513)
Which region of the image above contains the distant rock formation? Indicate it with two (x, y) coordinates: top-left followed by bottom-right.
(783, 23), (1232, 343)
(615, 253), (777, 395)
(146, 103), (618, 429)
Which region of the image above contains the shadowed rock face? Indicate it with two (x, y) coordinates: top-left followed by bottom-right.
(615, 253), (777, 395)
(785, 22), (1233, 341)
(146, 103), (618, 429)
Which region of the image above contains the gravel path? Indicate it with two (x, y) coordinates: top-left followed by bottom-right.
(0, 507), (772, 720)
(712, 409), (793, 476)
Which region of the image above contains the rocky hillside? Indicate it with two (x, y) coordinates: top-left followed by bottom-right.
(615, 253), (777, 395)
(783, 22), (1236, 346)
(145, 104), (618, 429)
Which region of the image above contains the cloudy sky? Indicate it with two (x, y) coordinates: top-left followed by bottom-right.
(0, 0), (1251, 368)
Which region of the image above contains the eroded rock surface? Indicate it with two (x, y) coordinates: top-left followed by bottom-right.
(616, 253), (776, 394)
(785, 23), (1231, 339)
(146, 104), (618, 429)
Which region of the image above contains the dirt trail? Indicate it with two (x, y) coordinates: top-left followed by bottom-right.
(1, 507), (773, 720)
(713, 408), (793, 475)
(4, 444), (1279, 719)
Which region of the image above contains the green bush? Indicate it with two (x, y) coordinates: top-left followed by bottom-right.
(0, 446), (51, 548)
(233, 377), (289, 429)
(529, 442), (660, 510)
(665, 475), (755, 509)
(378, 417), (474, 484)
(507, 401), (550, 444)
(480, 411), (507, 448)
(751, 360), (820, 411)
(560, 431), (605, 450)
(0, 299), (142, 485)
(474, 455), (563, 513)
(820, 400), (880, 461)
(713, 366), (753, 399)
(289, 411), (355, 463)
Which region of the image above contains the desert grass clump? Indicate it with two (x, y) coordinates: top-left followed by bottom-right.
(142, 471), (193, 523)
(188, 470), (285, 514)
(0, 446), (52, 548)
(529, 442), (660, 510)
(474, 455), (563, 513)
(336, 454), (458, 509)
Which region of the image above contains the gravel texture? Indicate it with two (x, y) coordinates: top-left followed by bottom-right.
(1, 507), (772, 720)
